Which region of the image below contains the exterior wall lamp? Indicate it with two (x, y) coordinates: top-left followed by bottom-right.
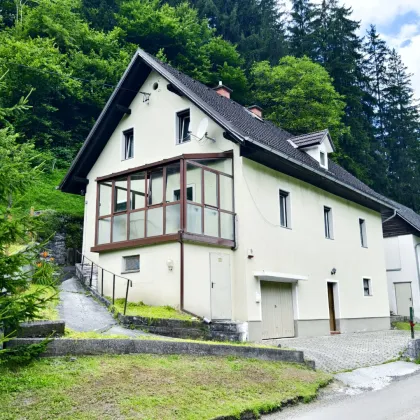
(167, 259), (174, 271)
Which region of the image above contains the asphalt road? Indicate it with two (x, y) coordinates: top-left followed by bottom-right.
(266, 373), (420, 420)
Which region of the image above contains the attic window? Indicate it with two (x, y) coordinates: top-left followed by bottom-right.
(320, 151), (326, 167)
(176, 110), (190, 144)
(122, 129), (134, 160)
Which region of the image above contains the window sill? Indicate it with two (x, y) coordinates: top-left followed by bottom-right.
(361, 246), (368, 249)
(121, 157), (134, 162)
(280, 225), (292, 230)
(121, 270), (140, 274)
(176, 140), (191, 145)
(325, 237), (334, 240)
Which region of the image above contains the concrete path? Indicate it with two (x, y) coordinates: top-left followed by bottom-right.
(261, 330), (412, 372)
(265, 363), (420, 420)
(58, 277), (148, 337)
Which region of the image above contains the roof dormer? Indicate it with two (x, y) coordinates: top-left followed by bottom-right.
(289, 130), (335, 170)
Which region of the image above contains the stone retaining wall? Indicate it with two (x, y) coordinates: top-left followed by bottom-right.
(76, 268), (247, 342)
(404, 339), (420, 360)
(7, 338), (306, 365)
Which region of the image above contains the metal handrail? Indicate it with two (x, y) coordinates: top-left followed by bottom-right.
(76, 250), (133, 315)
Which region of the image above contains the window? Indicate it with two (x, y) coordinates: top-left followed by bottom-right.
(279, 190), (290, 228)
(173, 185), (194, 201)
(363, 278), (372, 296)
(123, 255), (140, 273)
(359, 218), (367, 247)
(320, 151), (326, 166)
(324, 206), (333, 239)
(122, 129), (134, 160)
(177, 110), (190, 144)
(94, 153), (235, 251)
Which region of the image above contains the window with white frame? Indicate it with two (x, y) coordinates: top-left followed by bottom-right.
(122, 129), (134, 160)
(279, 190), (291, 228)
(122, 255), (140, 273)
(363, 278), (372, 296)
(324, 206), (333, 239)
(320, 151), (326, 167)
(176, 110), (191, 144)
(359, 218), (367, 247)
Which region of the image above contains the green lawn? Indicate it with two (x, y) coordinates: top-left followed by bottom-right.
(0, 355), (331, 419)
(13, 169), (84, 217)
(111, 298), (193, 321)
(393, 321), (420, 331)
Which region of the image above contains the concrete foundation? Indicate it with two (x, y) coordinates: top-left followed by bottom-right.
(294, 319), (330, 337)
(338, 317), (391, 333)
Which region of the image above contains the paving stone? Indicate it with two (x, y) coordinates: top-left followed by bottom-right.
(260, 331), (413, 372)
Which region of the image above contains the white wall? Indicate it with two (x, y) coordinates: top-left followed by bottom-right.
(235, 158), (390, 323)
(98, 243), (181, 307)
(386, 235), (420, 317)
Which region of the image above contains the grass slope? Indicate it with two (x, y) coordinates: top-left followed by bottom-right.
(0, 355), (331, 419)
(111, 298), (193, 321)
(14, 169), (84, 217)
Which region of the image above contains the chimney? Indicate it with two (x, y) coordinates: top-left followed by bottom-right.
(247, 105), (263, 119)
(213, 81), (232, 99)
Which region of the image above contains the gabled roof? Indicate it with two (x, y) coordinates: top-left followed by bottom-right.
(291, 130), (335, 152)
(60, 49), (393, 213)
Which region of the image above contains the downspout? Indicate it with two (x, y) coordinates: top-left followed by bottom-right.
(383, 209), (397, 224)
(415, 243), (420, 300)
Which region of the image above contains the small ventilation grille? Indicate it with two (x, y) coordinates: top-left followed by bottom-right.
(123, 255), (140, 272)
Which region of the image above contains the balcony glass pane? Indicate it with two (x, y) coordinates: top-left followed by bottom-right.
(187, 204), (202, 234)
(204, 207), (218, 237)
(147, 207), (163, 237)
(220, 212), (234, 240)
(148, 169), (164, 205)
(130, 173), (145, 210)
(99, 183), (112, 216)
(204, 170), (217, 207)
(166, 204), (180, 234)
(129, 211), (145, 240)
(186, 163), (202, 203)
(165, 163), (181, 203)
(112, 214), (127, 242)
(219, 175), (233, 211)
(97, 217), (111, 244)
(114, 178), (128, 213)
(191, 157), (232, 175)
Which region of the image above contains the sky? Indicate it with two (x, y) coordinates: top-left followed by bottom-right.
(285, 0), (420, 98)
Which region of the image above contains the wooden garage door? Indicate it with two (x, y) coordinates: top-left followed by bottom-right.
(261, 281), (295, 339)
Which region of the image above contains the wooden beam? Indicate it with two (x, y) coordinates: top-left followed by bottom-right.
(116, 104), (132, 115)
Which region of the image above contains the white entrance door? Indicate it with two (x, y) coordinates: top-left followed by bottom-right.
(261, 281), (295, 339)
(395, 282), (413, 317)
(210, 253), (232, 320)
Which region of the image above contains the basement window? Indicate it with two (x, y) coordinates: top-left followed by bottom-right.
(363, 278), (372, 296)
(176, 109), (191, 144)
(122, 255), (140, 273)
(122, 129), (134, 160)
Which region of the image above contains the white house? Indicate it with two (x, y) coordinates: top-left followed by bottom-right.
(382, 201), (420, 319)
(60, 49), (394, 341)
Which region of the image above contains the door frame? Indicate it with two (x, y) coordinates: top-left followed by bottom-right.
(394, 281), (413, 316)
(326, 280), (340, 332)
(209, 252), (232, 320)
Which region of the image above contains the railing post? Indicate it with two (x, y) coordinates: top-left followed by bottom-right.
(112, 274), (115, 305)
(90, 263), (94, 287)
(101, 268), (104, 297)
(81, 254), (84, 269)
(124, 280), (130, 315)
